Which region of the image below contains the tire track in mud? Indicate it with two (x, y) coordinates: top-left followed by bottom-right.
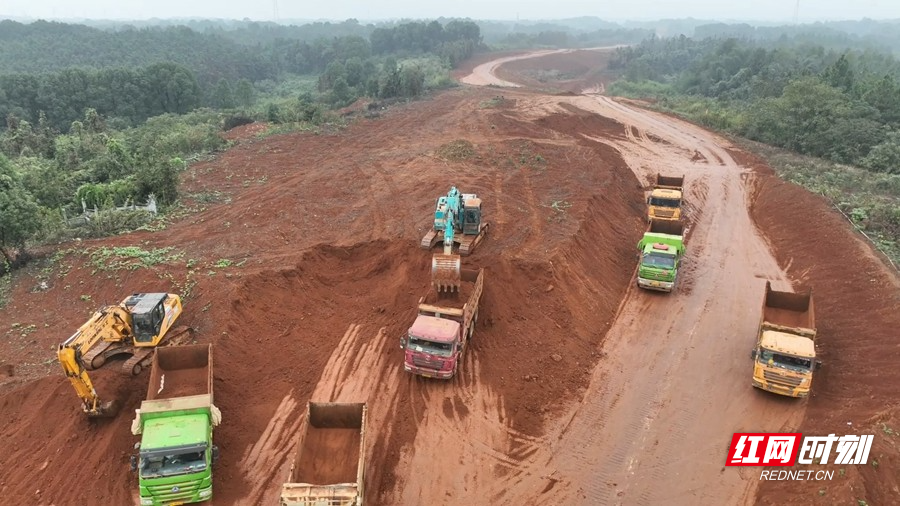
(395, 351), (551, 505)
(509, 93), (807, 505)
(235, 393), (302, 506)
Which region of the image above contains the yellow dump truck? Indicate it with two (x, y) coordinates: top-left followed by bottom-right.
(280, 402), (366, 506)
(750, 282), (820, 397)
(647, 174), (684, 222)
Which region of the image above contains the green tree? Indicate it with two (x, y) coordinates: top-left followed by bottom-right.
(134, 156), (180, 205)
(399, 65), (425, 97)
(213, 79), (235, 109)
(235, 79), (254, 108)
(0, 154), (41, 267)
(862, 131), (900, 174)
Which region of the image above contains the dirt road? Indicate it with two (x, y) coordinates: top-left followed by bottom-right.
(1, 48), (897, 506)
(521, 94), (805, 505)
(411, 52), (804, 505)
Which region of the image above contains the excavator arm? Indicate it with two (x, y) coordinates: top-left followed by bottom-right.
(56, 305), (132, 417)
(57, 345), (116, 417)
(431, 209), (462, 293)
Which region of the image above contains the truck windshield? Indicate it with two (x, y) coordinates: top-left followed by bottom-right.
(759, 349), (812, 372)
(642, 253), (676, 269)
(141, 450), (207, 478)
(408, 337), (454, 357)
(649, 197), (680, 208)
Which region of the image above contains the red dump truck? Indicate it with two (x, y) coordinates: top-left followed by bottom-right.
(401, 268), (484, 379)
(280, 402), (367, 506)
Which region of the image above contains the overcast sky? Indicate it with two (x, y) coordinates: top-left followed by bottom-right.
(1, 0), (898, 23)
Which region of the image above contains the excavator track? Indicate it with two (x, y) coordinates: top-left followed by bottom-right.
(458, 223), (490, 256)
(422, 223), (491, 256)
(82, 340), (115, 370)
(120, 326), (194, 375)
(420, 229), (440, 250)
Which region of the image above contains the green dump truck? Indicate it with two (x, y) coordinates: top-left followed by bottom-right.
(130, 343), (221, 505)
(281, 402), (367, 506)
(637, 219), (685, 292)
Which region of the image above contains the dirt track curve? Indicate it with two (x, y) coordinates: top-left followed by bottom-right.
(0, 48), (898, 506)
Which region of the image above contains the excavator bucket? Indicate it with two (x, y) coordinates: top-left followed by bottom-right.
(432, 254), (461, 293)
(87, 399), (120, 418)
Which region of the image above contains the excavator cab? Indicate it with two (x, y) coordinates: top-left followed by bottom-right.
(462, 198), (482, 235)
(125, 293), (170, 344)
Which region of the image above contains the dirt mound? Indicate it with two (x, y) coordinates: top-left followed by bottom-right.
(0, 86), (644, 504)
(750, 173), (900, 505)
(0, 371), (145, 505)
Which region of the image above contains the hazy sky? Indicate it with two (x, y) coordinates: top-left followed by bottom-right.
(1, 0), (898, 23)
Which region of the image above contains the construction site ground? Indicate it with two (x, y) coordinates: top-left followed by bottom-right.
(1, 48), (898, 505)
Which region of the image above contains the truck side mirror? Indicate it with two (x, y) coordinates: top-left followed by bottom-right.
(399, 336), (407, 350)
(815, 360), (822, 371)
(750, 350), (757, 360)
(130, 455), (137, 472)
(211, 445), (220, 463)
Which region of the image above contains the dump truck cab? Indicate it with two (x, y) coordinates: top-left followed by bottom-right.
(750, 282), (819, 397)
(404, 315), (462, 379)
(636, 220), (685, 292)
(131, 344), (220, 505)
(402, 268), (483, 379)
(648, 188), (683, 220)
(647, 174), (684, 222)
(134, 402), (217, 505)
(638, 242), (680, 291)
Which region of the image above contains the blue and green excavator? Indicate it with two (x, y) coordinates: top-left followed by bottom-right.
(422, 186), (489, 292)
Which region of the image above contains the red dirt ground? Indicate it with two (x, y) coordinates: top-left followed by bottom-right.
(0, 49), (897, 506)
(0, 79), (643, 503)
(732, 148), (900, 506)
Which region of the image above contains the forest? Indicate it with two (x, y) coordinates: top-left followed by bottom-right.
(610, 32), (900, 259)
(0, 18), (484, 268)
(1, 16), (899, 270)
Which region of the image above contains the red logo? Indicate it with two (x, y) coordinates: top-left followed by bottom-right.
(726, 433), (802, 466)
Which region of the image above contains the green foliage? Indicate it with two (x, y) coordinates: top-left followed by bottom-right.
(213, 80), (235, 109)
(87, 245), (182, 271)
(862, 131), (900, 174)
(0, 17), (484, 262)
(741, 141), (900, 265)
(125, 110), (226, 159)
(76, 179), (138, 209)
(235, 79), (255, 109)
(134, 158), (181, 206)
(613, 36), (900, 168)
(0, 154), (42, 266)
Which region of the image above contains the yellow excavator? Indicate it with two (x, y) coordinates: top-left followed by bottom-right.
(57, 292), (190, 417)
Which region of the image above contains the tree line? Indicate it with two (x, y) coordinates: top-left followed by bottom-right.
(0, 18), (484, 270)
(611, 36), (900, 173)
(0, 19), (483, 132)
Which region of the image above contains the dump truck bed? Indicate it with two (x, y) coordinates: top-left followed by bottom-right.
(761, 282), (815, 332)
(145, 344), (212, 401)
(648, 219), (684, 236)
(282, 402), (366, 506)
(655, 174), (685, 189)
